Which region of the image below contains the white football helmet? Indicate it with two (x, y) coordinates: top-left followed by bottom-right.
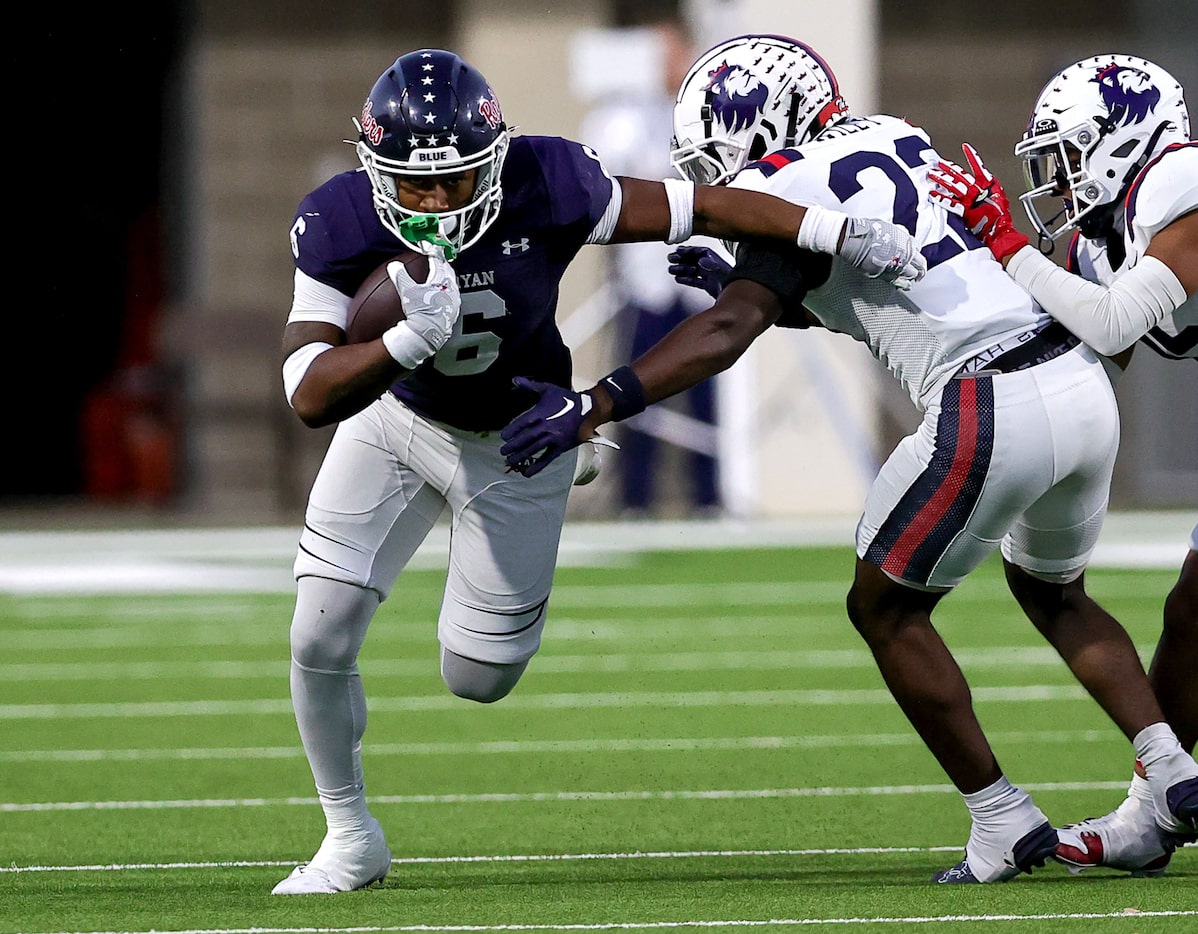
(1015, 54), (1190, 241)
(670, 34), (849, 186)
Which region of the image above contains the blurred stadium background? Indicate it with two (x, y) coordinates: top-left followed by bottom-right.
(4, 0), (1195, 532)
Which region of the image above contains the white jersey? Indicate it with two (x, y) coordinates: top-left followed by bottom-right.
(731, 115), (1050, 408)
(1068, 142), (1198, 360)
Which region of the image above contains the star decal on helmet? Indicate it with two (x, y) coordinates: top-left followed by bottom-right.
(354, 49), (511, 251)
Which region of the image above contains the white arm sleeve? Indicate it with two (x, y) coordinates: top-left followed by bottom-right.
(1006, 246), (1188, 356)
(282, 341), (333, 407)
(586, 176), (624, 245)
(288, 268), (353, 329)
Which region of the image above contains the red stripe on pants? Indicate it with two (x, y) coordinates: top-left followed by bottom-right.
(881, 379), (979, 578)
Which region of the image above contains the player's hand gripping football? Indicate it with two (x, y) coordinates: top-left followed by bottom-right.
(500, 378), (617, 478)
(668, 245), (732, 298)
(928, 143), (1029, 262)
(381, 215), (462, 370)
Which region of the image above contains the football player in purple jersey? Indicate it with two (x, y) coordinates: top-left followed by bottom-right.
(272, 48), (924, 895)
(501, 35), (1198, 885)
(930, 53), (1197, 877)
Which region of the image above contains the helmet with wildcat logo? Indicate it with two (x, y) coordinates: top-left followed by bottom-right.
(670, 34), (849, 186)
(1015, 54), (1190, 240)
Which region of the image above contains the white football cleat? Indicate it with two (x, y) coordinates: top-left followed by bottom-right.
(933, 792), (1058, 884)
(272, 816), (392, 895)
(1055, 792), (1175, 877)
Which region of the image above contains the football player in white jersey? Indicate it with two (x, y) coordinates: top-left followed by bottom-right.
(929, 53), (1197, 877)
(499, 35), (1198, 884)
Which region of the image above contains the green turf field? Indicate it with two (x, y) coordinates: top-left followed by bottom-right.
(1, 542), (1195, 933)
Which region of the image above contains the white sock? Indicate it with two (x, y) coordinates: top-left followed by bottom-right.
(1128, 765), (1153, 806)
(1133, 722), (1184, 772)
(291, 659), (370, 835)
(962, 775), (1023, 817)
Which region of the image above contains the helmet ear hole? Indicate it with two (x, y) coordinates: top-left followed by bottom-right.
(1109, 139), (1138, 159)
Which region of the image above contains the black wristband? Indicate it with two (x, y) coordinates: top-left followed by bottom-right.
(598, 365), (647, 422)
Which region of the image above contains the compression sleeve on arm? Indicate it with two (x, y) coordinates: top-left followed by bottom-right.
(1006, 246), (1188, 356)
(288, 268), (353, 329)
(586, 177), (623, 245)
(282, 341), (334, 406)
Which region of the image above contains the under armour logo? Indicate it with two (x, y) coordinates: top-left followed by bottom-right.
(502, 238), (530, 254)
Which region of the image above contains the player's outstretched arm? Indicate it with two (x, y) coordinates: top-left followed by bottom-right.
(501, 278), (782, 477)
(609, 177), (925, 289)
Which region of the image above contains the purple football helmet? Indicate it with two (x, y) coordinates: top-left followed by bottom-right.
(353, 49), (511, 251)
(670, 35), (849, 185)
(1015, 54), (1190, 240)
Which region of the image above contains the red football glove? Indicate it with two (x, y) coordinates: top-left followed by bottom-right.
(928, 143), (1029, 262)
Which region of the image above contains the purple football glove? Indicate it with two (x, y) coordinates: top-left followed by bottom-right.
(501, 377), (592, 477)
(667, 245), (731, 298)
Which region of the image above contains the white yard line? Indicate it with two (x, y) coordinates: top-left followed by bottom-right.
(0, 728), (1119, 764)
(0, 644), (1159, 681)
(0, 684), (1095, 721)
(8, 910), (1198, 934)
(0, 780), (1133, 813)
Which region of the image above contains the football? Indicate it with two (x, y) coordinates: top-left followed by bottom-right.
(344, 250), (430, 344)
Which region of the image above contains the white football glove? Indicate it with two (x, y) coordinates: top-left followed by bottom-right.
(797, 205), (927, 290)
(381, 250), (461, 370)
(837, 216), (928, 290)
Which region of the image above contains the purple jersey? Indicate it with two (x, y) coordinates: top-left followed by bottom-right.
(292, 136), (614, 430)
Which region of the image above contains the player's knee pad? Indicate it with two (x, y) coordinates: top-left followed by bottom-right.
(440, 647), (528, 703)
(437, 599), (547, 668)
(1001, 526), (1093, 590)
(290, 576), (381, 672)
(1010, 563), (1085, 587)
